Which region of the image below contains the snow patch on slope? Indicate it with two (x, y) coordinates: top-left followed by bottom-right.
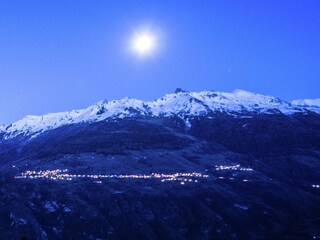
(291, 98), (320, 107)
(0, 124), (6, 133)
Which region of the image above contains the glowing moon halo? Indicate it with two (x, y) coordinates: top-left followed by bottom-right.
(131, 32), (156, 56)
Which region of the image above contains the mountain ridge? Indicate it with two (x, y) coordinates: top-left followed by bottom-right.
(291, 98), (320, 107)
(1, 89), (320, 139)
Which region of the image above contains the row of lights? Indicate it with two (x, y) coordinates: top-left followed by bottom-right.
(15, 166), (257, 185)
(218, 176), (249, 182)
(214, 164), (253, 171)
(15, 169), (209, 184)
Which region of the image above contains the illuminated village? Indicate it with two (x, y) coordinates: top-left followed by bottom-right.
(14, 164), (258, 185)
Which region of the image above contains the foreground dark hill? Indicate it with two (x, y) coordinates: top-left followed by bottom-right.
(1, 90), (320, 239)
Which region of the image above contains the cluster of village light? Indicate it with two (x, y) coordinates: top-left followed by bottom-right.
(159, 172), (208, 184)
(217, 176), (250, 182)
(15, 169), (209, 185)
(214, 164), (253, 171)
(14, 164), (256, 185)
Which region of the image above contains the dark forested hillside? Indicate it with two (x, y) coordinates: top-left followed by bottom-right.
(1, 113), (320, 239)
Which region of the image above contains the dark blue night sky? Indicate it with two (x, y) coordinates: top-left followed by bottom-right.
(1, 0), (320, 123)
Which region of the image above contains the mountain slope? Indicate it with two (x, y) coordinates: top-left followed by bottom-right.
(1, 90), (320, 240)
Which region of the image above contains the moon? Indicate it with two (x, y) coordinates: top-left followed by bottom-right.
(130, 31), (156, 56)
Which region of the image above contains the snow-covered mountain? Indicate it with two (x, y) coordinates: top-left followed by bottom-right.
(291, 98), (320, 107)
(2, 89), (320, 240)
(1, 89), (320, 139)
